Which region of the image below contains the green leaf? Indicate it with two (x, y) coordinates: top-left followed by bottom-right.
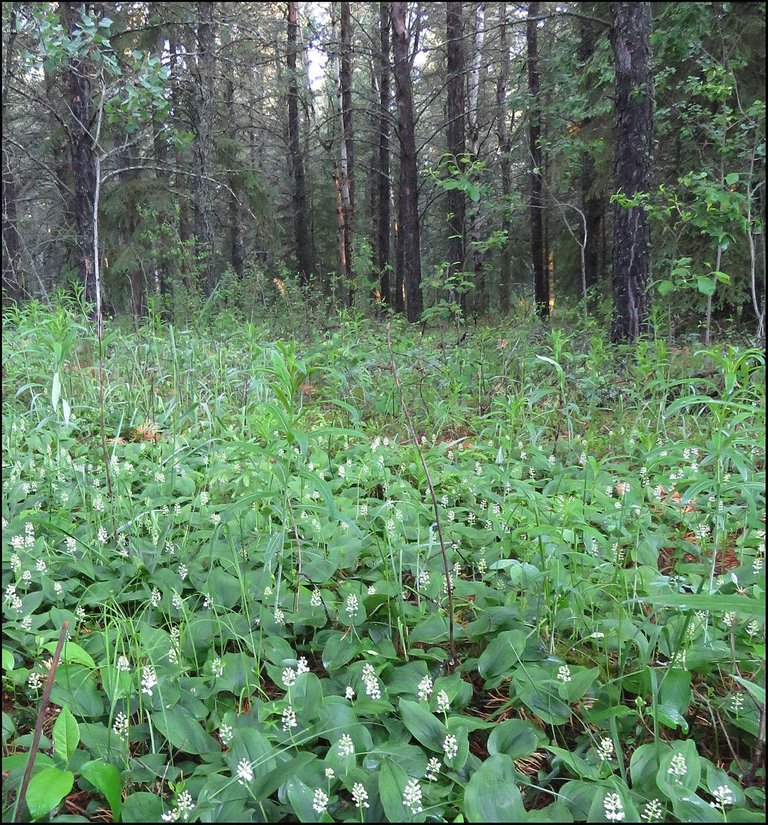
(2, 648), (15, 672)
(656, 739), (701, 799)
(151, 706), (218, 754)
(399, 698), (446, 751)
(732, 675), (766, 706)
(80, 759), (122, 822)
(545, 745), (600, 780)
(464, 754), (526, 822)
(487, 719), (543, 760)
(657, 279), (676, 296)
(557, 667), (599, 703)
(43, 641), (96, 669)
(122, 792), (164, 822)
(639, 593), (765, 619)
(378, 758), (419, 822)
(26, 766), (74, 819)
(52, 706), (80, 763)
(478, 630), (526, 680)
(696, 276), (716, 296)
(724, 172), (739, 186)
(658, 670), (691, 733)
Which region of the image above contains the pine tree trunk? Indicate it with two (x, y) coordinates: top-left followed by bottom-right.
(610, 1), (653, 342)
(446, 2), (466, 315)
(193, 1), (216, 295)
(287, 1), (313, 286)
(496, 2), (512, 314)
(527, 1), (549, 319)
(377, 2), (392, 307)
(392, 1), (422, 322)
(467, 2), (485, 315)
(2, 3), (22, 302)
(60, 1), (97, 305)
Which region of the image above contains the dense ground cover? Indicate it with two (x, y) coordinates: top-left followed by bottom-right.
(2, 300), (765, 823)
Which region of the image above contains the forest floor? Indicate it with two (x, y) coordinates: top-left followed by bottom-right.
(2, 302), (765, 822)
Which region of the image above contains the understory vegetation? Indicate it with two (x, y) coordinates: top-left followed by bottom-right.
(2, 298), (765, 822)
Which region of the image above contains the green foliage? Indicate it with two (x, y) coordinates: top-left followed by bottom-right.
(1, 302), (765, 822)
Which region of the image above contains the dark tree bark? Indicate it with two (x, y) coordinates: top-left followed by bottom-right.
(340, 1), (355, 304)
(371, 2), (392, 307)
(467, 3), (485, 316)
(60, 1), (97, 305)
(225, 78), (244, 279)
(446, 2), (466, 314)
(2, 2), (22, 301)
(579, 13), (604, 301)
(610, 2), (653, 342)
(527, 1), (549, 319)
(192, 1), (216, 295)
(496, 1), (512, 314)
(392, 1), (422, 321)
(287, 1), (313, 286)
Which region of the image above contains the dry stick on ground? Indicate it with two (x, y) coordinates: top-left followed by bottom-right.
(386, 321), (457, 665)
(14, 620), (70, 822)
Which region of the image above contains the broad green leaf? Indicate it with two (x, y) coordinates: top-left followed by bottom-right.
(2, 648), (14, 672)
(122, 792), (164, 822)
(696, 276), (716, 296)
(43, 641), (96, 670)
(557, 667), (599, 703)
(52, 706), (80, 763)
(26, 766), (74, 819)
(732, 675), (766, 706)
(724, 172), (739, 185)
(151, 706), (218, 754)
(399, 698), (446, 751)
(658, 670), (692, 733)
(639, 593), (765, 619)
(80, 759), (122, 822)
(656, 739), (701, 799)
(477, 630), (526, 680)
(487, 719), (543, 760)
(545, 745), (600, 780)
(378, 758), (419, 822)
(657, 279), (676, 295)
(463, 754), (525, 822)
(512, 669), (572, 725)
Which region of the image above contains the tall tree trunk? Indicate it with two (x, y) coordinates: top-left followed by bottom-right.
(496, 1), (512, 314)
(392, 1), (422, 321)
(467, 2), (485, 315)
(394, 168), (405, 313)
(287, 1), (313, 286)
(446, 2), (466, 314)
(527, 1), (548, 319)
(375, 2), (392, 307)
(193, 1), (216, 295)
(225, 78), (244, 279)
(2, 2), (22, 302)
(579, 12), (603, 303)
(169, 29), (192, 290)
(610, 1), (653, 342)
(60, 1), (97, 305)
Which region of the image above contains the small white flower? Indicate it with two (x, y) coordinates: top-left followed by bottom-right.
(211, 657), (224, 677)
(604, 792), (625, 822)
(338, 733), (355, 757)
(402, 778), (423, 814)
(351, 782), (369, 808)
(443, 733), (459, 760)
(310, 589), (322, 607)
(27, 671), (43, 690)
(557, 664), (572, 683)
(425, 756), (441, 781)
(296, 656), (310, 675)
(175, 790), (194, 820)
(312, 788), (329, 814)
(53, 581), (63, 595)
(171, 591), (183, 610)
(236, 758), (253, 784)
(35, 559), (47, 573)
(282, 667), (297, 687)
(113, 711), (129, 739)
(211, 512), (221, 526)
(65, 536), (77, 553)
(345, 685), (356, 700)
(324, 767), (335, 779)
(597, 737), (614, 761)
(730, 693), (744, 712)
(178, 563), (188, 580)
(436, 689), (450, 713)
(219, 722), (233, 745)
(417, 674), (433, 702)
(710, 785), (733, 809)
(116, 655), (131, 672)
(141, 665), (158, 696)
(274, 607), (286, 625)
(345, 593), (359, 618)
(150, 588), (161, 607)
(20, 615), (32, 631)
(668, 752), (687, 781)
(641, 798), (663, 822)
(282, 705), (297, 731)
(367, 585), (376, 595)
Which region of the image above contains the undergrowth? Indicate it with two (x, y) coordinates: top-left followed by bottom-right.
(2, 299), (765, 822)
